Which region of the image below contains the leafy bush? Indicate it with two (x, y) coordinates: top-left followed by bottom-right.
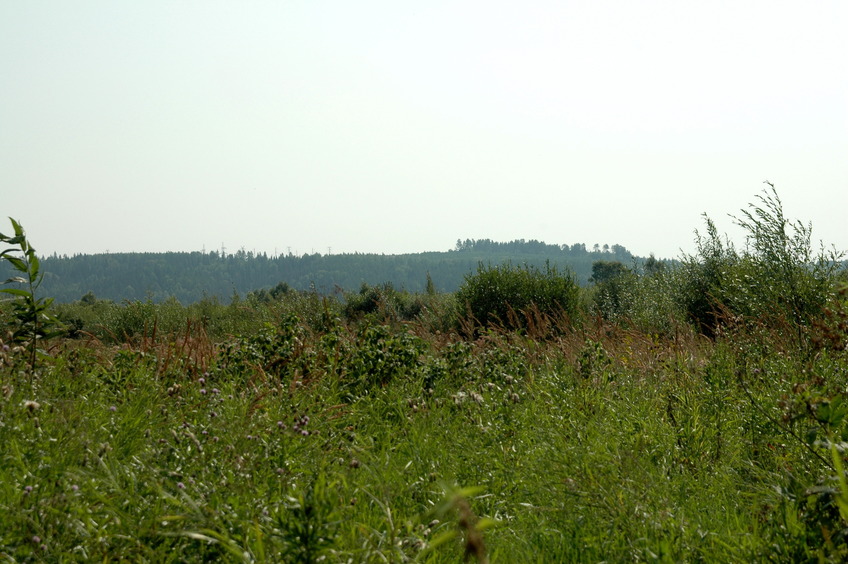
(675, 215), (738, 338)
(674, 185), (843, 343)
(344, 323), (425, 396)
(218, 313), (304, 380)
(455, 262), (579, 334)
(343, 282), (427, 322)
(588, 260), (637, 321)
(725, 185), (842, 345)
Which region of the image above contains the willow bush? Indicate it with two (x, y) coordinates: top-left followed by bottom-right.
(455, 261), (579, 334)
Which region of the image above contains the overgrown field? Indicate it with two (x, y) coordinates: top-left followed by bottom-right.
(2, 189), (848, 562)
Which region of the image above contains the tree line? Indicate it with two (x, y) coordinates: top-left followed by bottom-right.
(10, 239), (639, 304)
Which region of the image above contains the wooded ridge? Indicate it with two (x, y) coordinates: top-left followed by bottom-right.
(17, 239), (640, 303)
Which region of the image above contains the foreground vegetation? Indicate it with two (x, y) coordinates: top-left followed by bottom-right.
(2, 188), (848, 562)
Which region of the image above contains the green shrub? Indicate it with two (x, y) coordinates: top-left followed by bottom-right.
(218, 313), (304, 380)
(343, 282), (427, 322)
(343, 323), (425, 396)
(455, 262), (579, 334)
(675, 215), (738, 338)
(674, 185), (843, 344)
(724, 185), (842, 345)
(588, 260), (637, 321)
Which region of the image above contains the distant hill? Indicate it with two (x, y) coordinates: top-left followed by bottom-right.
(9, 239), (648, 304)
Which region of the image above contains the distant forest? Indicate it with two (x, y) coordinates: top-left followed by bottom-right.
(15, 239), (645, 304)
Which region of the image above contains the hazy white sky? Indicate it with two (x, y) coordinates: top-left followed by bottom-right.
(2, 1), (846, 260)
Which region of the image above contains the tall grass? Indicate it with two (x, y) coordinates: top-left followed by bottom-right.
(2, 190), (847, 560)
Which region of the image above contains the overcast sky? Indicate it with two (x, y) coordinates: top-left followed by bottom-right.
(2, 1), (846, 260)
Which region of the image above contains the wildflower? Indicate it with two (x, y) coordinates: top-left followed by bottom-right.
(24, 400), (40, 412)
(211, 388), (220, 394)
(198, 377), (206, 385)
(32, 536), (41, 544)
(177, 482), (185, 489)
(71, 484), (79, 492)
(200, 389), (207, 395)
(277, 421), (286, 429)
(24, 485), (33, 494)
(109, 406), (117, 412)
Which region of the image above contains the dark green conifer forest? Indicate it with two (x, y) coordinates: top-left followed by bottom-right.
(19, 239), (638, 304)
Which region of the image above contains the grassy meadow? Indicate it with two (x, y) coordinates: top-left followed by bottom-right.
(2, 190), (848, 562)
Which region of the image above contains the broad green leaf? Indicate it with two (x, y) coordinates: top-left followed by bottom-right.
(475, 517), (498, 532)
(455, 486), (486, 498)
(830, 442), (848, 525)
(155, 515), (188, 522)
(5, 256), (28, 273)
(29, 253), (40, 279)
(422, 530), (457, 551)
(0, 288), (31, 297)
(10, 217), (24, 237)
(181, 529), (250, 562)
